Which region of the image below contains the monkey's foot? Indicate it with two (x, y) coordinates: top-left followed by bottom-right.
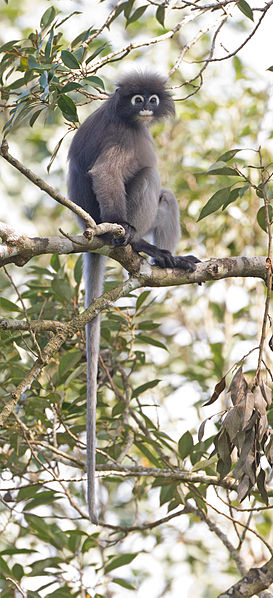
(99, 222), (136, 247)
(113, 222), (136, 246)
(154, 254), (200, 271)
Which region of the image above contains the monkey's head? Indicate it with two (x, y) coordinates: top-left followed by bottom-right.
(113, 72), (175, 126)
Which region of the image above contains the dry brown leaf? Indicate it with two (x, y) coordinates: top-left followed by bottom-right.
(224, 407), (243, 442)
(242, 391), (255, 429)
(229, 366), (248, 406)
(253, 386), (267, 415)
(260, 381), (272, 407)
(204, 376), (226, 406)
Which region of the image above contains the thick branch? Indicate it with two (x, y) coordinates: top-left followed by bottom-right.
(0, 224), (267, 285)
(218, 556), (273, 598)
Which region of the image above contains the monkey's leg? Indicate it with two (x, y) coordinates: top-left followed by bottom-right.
(125, 167), (161, 237)
(132, 189), (200, 271)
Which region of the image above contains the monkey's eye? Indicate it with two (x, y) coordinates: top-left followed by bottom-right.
(131, 95), (144, 105)
(149, 94), (159, 106)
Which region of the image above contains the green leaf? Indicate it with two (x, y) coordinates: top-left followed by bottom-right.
(104, 553), (137, 574)
(132, 379), (160, 398)
(7, 77), (26, 90)
(0, 297), (21, 312)
(47, 133), (67, 172)
(82, 535), (100, 552)
(178, 431), (194, 459)
(0, 40), (20, 52)
(12, 563), (24, 580)
(29, 557), (63, 576)
(217, 148), (242, 162)
(51, 276), (73, 302)
(40, 7), (56, 30)
(61, 50), (80, 69)
(30, 109), (44, 128)
(84, 75), (105, 89)
(197, 187), (231, 221)
(24, 491), (61, 511)
(238, 0), (254, 21)
(136, 290), (150, 311)
(127, 5), (147, 25)
(61, 82), (82, 93)
(0, 548), (35, 555)
(257, 205), (273, 232)
(56, 11), (81, 29)
(160, 481), (179, 506)
(222, 186), (248, 210)
(50, 254), (61, 271)
(66, 529), (87, 553)
(74, 255), (83, 284)
(138, 320), (159, 330)
(107, 2), (127, 26)
(57, 94), (79, 122)
(86, 43), (108, 65)
(59, 350), (82, 377)
(39, 70), (48, 90)
(0, 556), (11, 576)
(134, 441), (162, 467)
(45, 27), (54, 59)
(124, 0), (135, 19)
(136, 335), (168, 350)
(28, 56), (55, 71)
(17, 484), (41, 501)
(156, 5), (165, 27)
(71, 28), (93, 48)
(112, 578), (135, 590)
(208, 161), (239, 176)
(25, 515), (68, 550)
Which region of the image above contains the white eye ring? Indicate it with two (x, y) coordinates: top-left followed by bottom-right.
(131, 94), (144, 105)
(149, 94), (159, 105)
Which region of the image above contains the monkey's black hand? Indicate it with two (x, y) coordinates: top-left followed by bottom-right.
(113, 222), (136, 247)
(154, 253), (200, 272)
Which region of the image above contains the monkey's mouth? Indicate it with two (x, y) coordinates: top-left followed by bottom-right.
(138, 110), (153, 120)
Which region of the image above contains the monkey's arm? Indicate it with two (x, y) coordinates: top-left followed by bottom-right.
(89, 147), (136, 245)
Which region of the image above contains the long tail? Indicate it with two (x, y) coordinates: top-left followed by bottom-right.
(84, 252), (106, 524)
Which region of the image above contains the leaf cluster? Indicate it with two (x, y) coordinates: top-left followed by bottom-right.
(211, 367), (273, 504)
(0, 6), (106, 133)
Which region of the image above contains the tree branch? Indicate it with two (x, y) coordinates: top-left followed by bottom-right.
(0, 277), (140, 426)
(0, 222), (267, 285)
(218, 556), (273, 598)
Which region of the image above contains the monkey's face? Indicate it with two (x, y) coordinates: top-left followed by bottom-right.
(114, 73), (175, 126)
(116, 91), (161, 125)
(130, 93), (160, 122)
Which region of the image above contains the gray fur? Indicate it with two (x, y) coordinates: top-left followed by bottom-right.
(68, 72), (199, 523)
(152, 189), (181, 252)
(84, 253), (105, 524)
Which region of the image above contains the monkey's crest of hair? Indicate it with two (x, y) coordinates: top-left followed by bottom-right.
(113, 71), (175, 121)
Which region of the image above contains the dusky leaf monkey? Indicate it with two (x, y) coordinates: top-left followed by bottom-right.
(68, 71), (199, 523)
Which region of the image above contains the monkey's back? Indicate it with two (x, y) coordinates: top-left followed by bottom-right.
(68, 102), (112, 220)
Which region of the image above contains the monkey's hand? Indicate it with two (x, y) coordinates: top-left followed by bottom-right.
(113, 222), (136, 247)
(154, 253), (200, 272)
